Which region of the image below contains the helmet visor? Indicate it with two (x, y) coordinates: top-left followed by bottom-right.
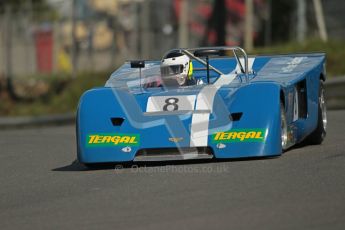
(161, 65), (184, 76)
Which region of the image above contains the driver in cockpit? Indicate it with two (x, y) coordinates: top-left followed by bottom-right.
(160, 52), (197, 87)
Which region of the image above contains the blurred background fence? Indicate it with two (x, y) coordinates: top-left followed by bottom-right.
(2, 0), (345, 77)
(0, 0), (345, 115)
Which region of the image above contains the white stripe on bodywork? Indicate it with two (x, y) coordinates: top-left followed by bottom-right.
(190, 57), (255, 147)
(190, 85), (219, 147)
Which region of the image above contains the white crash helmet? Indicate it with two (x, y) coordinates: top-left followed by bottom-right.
(160, 52), (193, 86)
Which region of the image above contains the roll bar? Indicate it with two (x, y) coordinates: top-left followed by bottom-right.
(163, 46), (249, 82)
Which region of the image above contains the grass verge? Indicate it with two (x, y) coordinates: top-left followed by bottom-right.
(0, 71), (110, 116)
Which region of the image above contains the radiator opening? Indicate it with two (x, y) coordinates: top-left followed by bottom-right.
(110, 117), (124, 126)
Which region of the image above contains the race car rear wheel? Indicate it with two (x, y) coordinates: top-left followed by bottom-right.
(305, 81), (327, 144)
(281, 102), (288, 151)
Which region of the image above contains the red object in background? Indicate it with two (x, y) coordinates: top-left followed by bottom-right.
(174, 0), (264, 46)
(35, 29), (53, 73)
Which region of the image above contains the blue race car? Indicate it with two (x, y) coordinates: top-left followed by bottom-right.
(76, 46), (327, 167)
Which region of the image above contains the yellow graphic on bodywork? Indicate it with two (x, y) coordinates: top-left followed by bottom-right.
(87, 133), (139, 147)
(213, 129), (266, 142)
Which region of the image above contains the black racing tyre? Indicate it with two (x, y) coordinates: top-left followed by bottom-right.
(281, 102), (288, 151)
(304, 81), (327, 145)
(83, 163), (104, 170)
(83, 162), (122, 170)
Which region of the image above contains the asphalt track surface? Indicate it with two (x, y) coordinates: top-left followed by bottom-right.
(0, 111), (344, 230)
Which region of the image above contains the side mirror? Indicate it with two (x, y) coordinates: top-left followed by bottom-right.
(129, 60), (145, 91)
(130, 60), (145, 68)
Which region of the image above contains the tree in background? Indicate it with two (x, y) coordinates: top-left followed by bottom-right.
(271, 0), (295, 43)
(203, 0), (227, 46)
(200, 0), (298, 47)
(0, 0), (56, 21)
(0, 0), (46, 11)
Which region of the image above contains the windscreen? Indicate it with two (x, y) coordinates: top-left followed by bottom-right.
(105, 62), (162, 89)
(105, 57), (242, 90)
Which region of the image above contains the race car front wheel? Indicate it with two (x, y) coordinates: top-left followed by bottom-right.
(305, 81), (327, 145)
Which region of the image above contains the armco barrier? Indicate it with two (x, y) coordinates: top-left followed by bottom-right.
(0, 113), (75, 129)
